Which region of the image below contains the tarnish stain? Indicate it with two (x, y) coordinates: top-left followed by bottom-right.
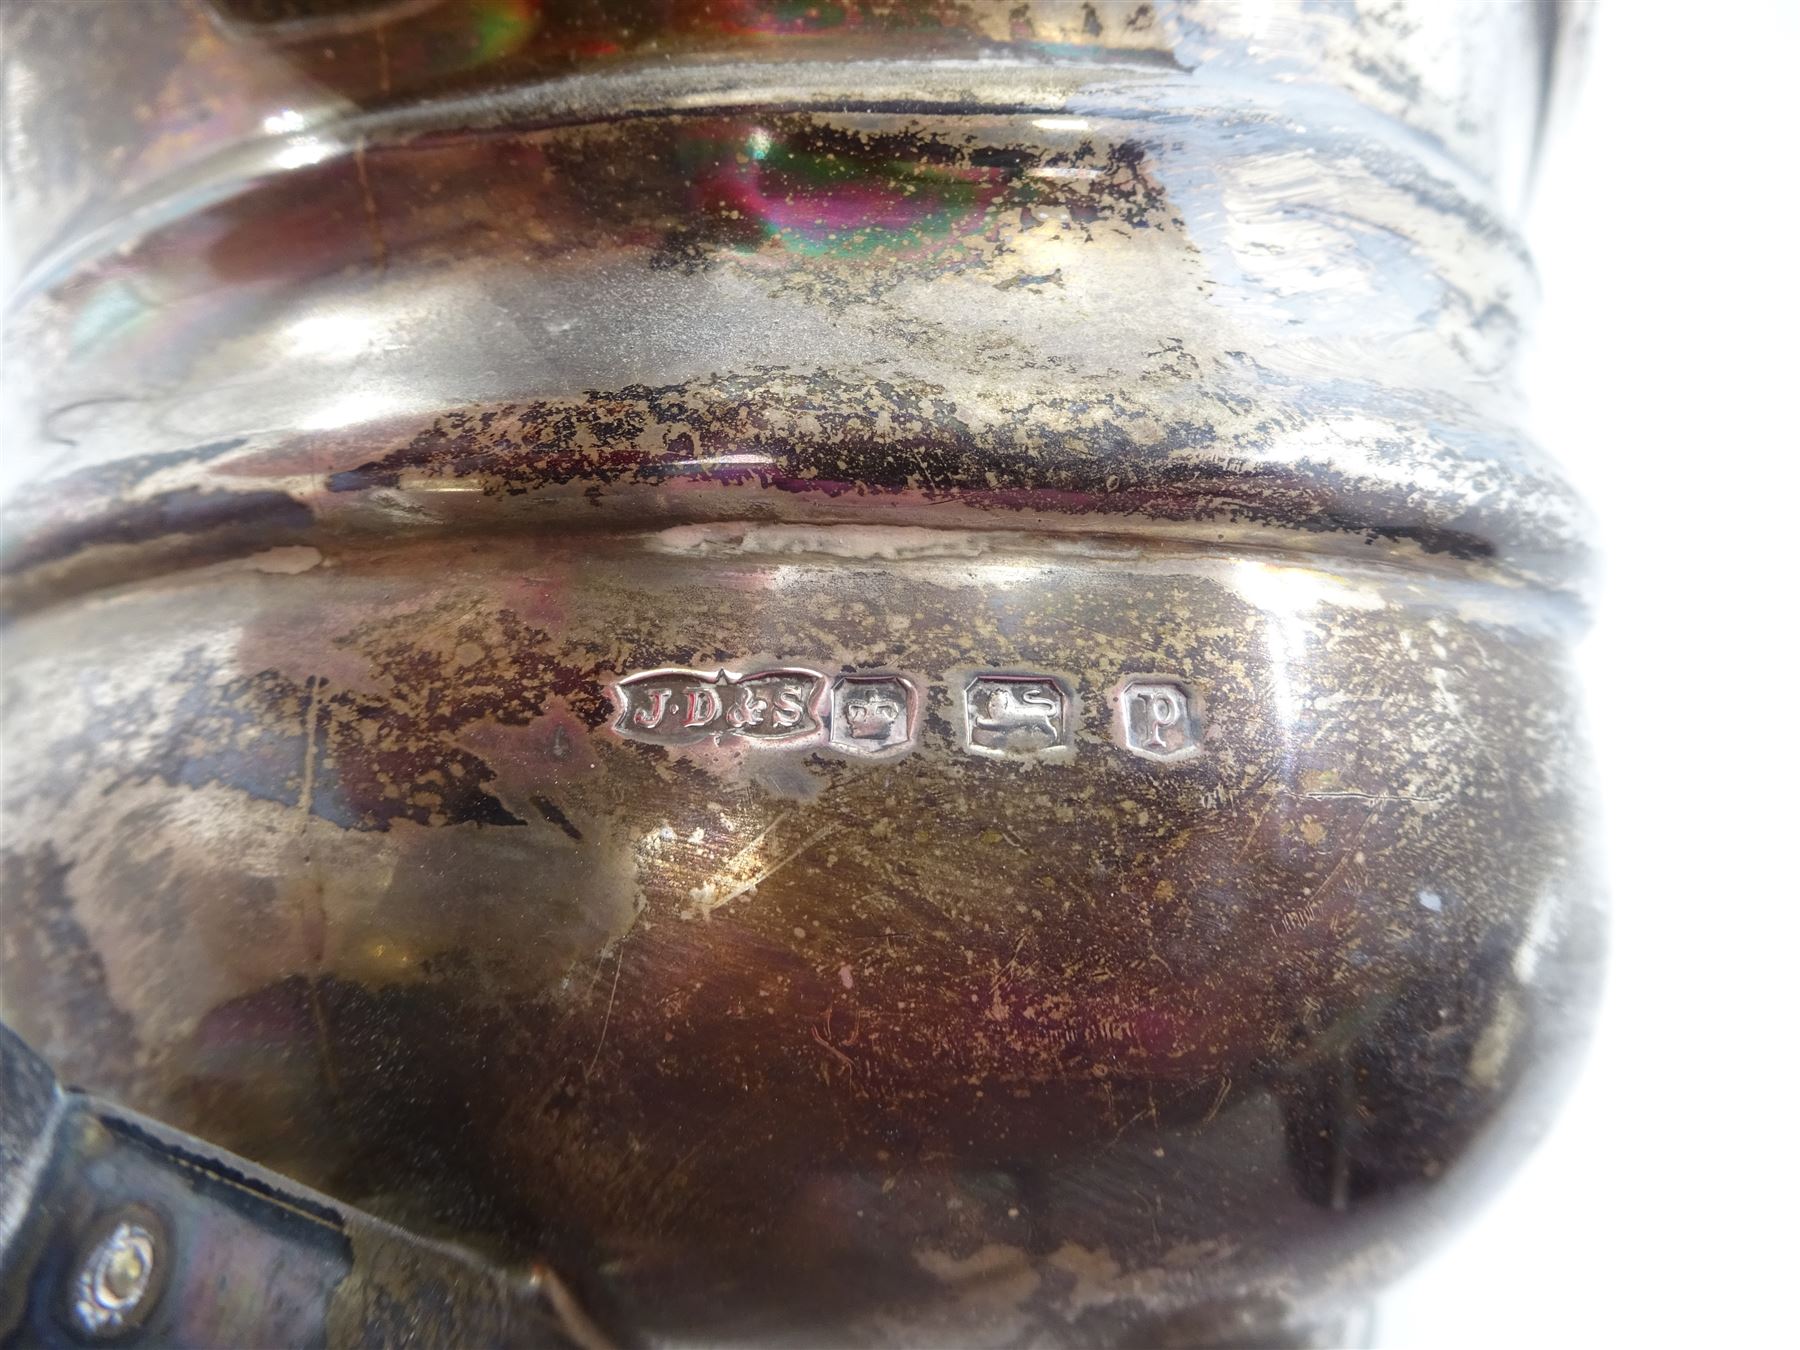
(242, 545), (324, 575)
(911, 1243), (1040, 1328)
(1468, 989), (1523, 1090)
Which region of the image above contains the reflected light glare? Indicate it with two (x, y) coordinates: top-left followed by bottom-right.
(1031, 117), (1092, 132)
(664, 453), (775, 473)
(975, 563), (1055, 588)
(299, 390), (407, 431)
(283, 311), (381, 359)
(261, 109), (307, 135)
(1231, 559), (1384, 616)
(271, 135), (333, 171)
(1234, 561), (1314, 782)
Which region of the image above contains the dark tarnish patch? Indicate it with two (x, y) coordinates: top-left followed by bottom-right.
(531, 795), (584, 841)
(111, 649), (524, 833)
(28, 610), (621, 835)
(343, 605), (615, 733)
(1276, 913), (1530, 1209)
(12, 436), (248, 503)
(604, 117), (1174, 287)
(188, 0), (1186, 126)
(99, 1110), (349, 1230)
(0, 845), (143, 1092)
(1, 486), (313, 574)
(298, 681), (527, 832)
(326, 371), (1501, 562)
(51, 605), (623, 834)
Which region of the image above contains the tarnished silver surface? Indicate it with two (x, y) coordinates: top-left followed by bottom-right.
(0, 4), (1599, 1346)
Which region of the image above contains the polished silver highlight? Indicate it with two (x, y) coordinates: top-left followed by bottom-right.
(961, 675), (1075, 759)
(1115, 678), (1204, 762)
(828, 674), (917, 757)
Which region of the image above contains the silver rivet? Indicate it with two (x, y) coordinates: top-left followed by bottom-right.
(70, 1209), (163, 1338)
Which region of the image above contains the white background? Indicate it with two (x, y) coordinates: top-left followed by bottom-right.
(1383, 3), (1798, 1344)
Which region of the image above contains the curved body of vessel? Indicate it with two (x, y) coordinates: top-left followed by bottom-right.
(0, 3), (1600, 1344)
